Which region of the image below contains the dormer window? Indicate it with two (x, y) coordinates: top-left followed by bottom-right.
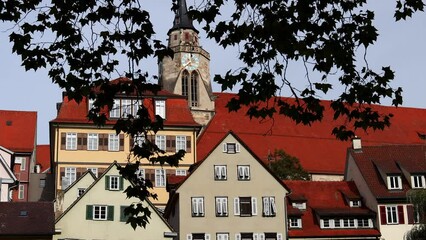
(387, 175), (402, 190)
(292, 202), (306, 210)
(411, 175), (425, 189)
(109, 99), (141, 118)
(222, 143), (240, 154)
(155, 100), (166, 119)
(350, 200), (361, 207)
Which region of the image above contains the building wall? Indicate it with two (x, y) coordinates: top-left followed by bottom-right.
(378, 204), (416, 240)
(28, 173), (55, 202)
(175, 134), (288, 239)
(311, 174), (343, 181)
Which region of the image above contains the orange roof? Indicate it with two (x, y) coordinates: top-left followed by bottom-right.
(0, 110), (37, 153)
(284, 181), (380, 238)
(36, 145), (51, 173)
(197, 93), (426, 175)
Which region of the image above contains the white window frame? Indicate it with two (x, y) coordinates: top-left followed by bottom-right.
(289, 218), (302, 228)
(292, 202), (306, 210)
(215, 197), (228, 217)
(234, 197), (257, 216)
(66, 133), (77, 150)
(237, 165), (250, 180)
(87, 167), (98, 177)
(350, 200), (361, 207)
(387, 175), (402, 190)
(121, 99), (132, 117)
(133, 134), (145, 147)
(155, 100), (166, 119)
(65, 167), (77, 185)
(19, 157), (26, 171)
(155, 135), (166, 151)
(386, 205), (399, 224)
(109, 176), (120, 190)
(110, 99), (120, 118)
(87, 133), (99, 151)
(136, 168), (145, 180)
(176, 136), (187, 151)
(191, 197), (205, 217)
(78, 188), (86, 197)
(321, 219), (331, 228)
(357, 218), (373, 228)
(175, 169), (187, 176)
(262, 196), (276, 217)
(411, 175), (426, 189)
(18, 185), (24, 199)
(108, 134), (119, 151)
(155, 169), (166, 187)
(217, 233), (229, 240)
(222, 142), (240, 154)
(93, 205), (108, 220)
(214, 165), (227, 180)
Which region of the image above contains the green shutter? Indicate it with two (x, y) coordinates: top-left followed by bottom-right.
(119, 177), (124, 190)
(120, 206), (127, 222)
(105, 176), (110, 190)
(86, 205), (93, 220)
(107, 206), (114, 221)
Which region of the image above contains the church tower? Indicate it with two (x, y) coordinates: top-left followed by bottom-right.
(159, 0), (215, 127)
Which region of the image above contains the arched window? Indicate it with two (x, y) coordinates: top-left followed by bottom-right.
(182, 70), (189, 97)
(191, 72), (198, 107)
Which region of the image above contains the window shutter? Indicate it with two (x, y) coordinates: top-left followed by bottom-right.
(216, 198), (221, 215)
(192, 198), (198, 215)
(120, 206), (127, 222)
(253, 233), (259, 240)
(86, 205), (93, 220)
(215, 166), (220, 179)
(407, 205), (414, 224)
(234, 198), (240, 215)
(107, 206), (114, 221)
(380, 206), (387, 225)
(222, 167), (227, 179)
(235, 234), (241, 240)
(119, 134), (124, 151)
(186, 137), (191, 153)
(61, 133), (66, 150)
(259, 233), (265, 240)
(199, 198), (204, 215)
(398, 205), (405, 224)
(270, 197), (276, 215)
(223, 143), (227, 152)
(223, 198), (228, 215)
(263, 197), (269, 216)
(129, 135), (134, 149)
(236, 143), (240, 152)
(252, 197), (258, 215)
(277, 234), (283, 240)
(224, 234), (229, 240)
(205, 234), (211, 240)
(105, 176), (110, 190)
(119, 177), (124, 190)
(186, 234), (193, 240)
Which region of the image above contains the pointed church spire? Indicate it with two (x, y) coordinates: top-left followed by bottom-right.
(169, 0), (198, 33)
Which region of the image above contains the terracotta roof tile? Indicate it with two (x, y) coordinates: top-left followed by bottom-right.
(36, 145), (51, 173)
(0, 110), (37, 153)
(198, 93), (426, 175)
(0, 202), (54, 235)
(284, 181), (380, 238)
(348, 144), (426, 199)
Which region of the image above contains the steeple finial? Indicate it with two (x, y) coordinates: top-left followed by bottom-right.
(169, 0), (198, 33)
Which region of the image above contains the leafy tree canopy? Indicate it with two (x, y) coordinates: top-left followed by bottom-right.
(0, 0), (424, 229)
(268, 149), (310, 180)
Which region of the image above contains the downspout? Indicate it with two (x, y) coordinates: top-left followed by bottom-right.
(8, 180), (19, 202)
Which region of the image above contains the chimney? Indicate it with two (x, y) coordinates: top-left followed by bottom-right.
(352, 137), (362, 151)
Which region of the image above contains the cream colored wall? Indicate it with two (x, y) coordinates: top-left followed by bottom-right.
(0, 150), (14, 202)
(311, 174), (343, 181)
(176, 134), (288, 239)
(54, 166), (174, 240)
(378, 204), (416, 240)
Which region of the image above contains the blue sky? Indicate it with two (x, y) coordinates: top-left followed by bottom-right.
(1, 2), (425, 144)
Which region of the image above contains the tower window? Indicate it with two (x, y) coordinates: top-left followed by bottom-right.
(182, 70), (189, 97)
(191, 72), (198, 107)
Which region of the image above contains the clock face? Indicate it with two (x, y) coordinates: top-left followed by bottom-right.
(181, 53), (199, 71)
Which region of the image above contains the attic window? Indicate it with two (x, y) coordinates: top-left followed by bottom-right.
(222, 143), (240, 154)
(350, 200), (361, 207)
(387, 175), (402, 190)
(411, 175), (425, 189)
(19, 210), (28, 217)
(292, 202), (306, 210)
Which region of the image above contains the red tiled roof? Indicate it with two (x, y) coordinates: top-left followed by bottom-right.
(51, 92), (199, 127)
(0, 202), (54, 236)
(36, 145), (51, 173)
(284, 180), (380, 238)
(348, 144), (426, 199)
(0, 110), (37, 153)
(197, 92), (426, 175)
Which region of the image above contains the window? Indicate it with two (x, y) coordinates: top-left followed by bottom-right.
(182, 71), (189, 96)
(387, 175), (402, 190)
(109, 176), (120, 190)
(108, 134), (119, 151)
(292, 202), (306, 210)
(176, 136), (187, 151)
(262, 197), (276, 217)
(215, 197), (228, 217)
(222, 143), (240, 154)
(155, 100), (166, 119)
(217, 233), (229, 240)
(78, 188), (85, 197)
(350, 200), (361, 207)
(65, 167), (77, 185)
(93, 205), (107, 220)
(237, 166), (250, 180)
(133, 134), (145, 147)
(187, 233), (210, 240)
(357, 218), (372, 228)
(234, 197), (257, 216)
(412, 175), (425, 188)
(39, 179), (46, 188)
(87, 133), (99, 150)
(19, 157), (26, 171)
(135, 168), (145, 180)
(86, 205), (113, 221)
(155, 135), (166, 151)
(175, 169), (187, 176)
(18, 185), (24, 199)
(321, 219), (331, 228)
(87, 168), (98, 177)
(110, 99), (120, 118)
(334, 219), (341, 228)
(109, 99), (141, 118)
(239, 233), (254, 240)
(289, 218), (302, 228)
(155, 169), (166, 187)
(214, 165), (227, 180)
(191, 197), (204, 217)
(386, 206), (398, 224)
(121, 99), (132, 117)
(342, 218), (355, 228)
(66, 133), (77, 150)
(191, 72), (198, 107)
